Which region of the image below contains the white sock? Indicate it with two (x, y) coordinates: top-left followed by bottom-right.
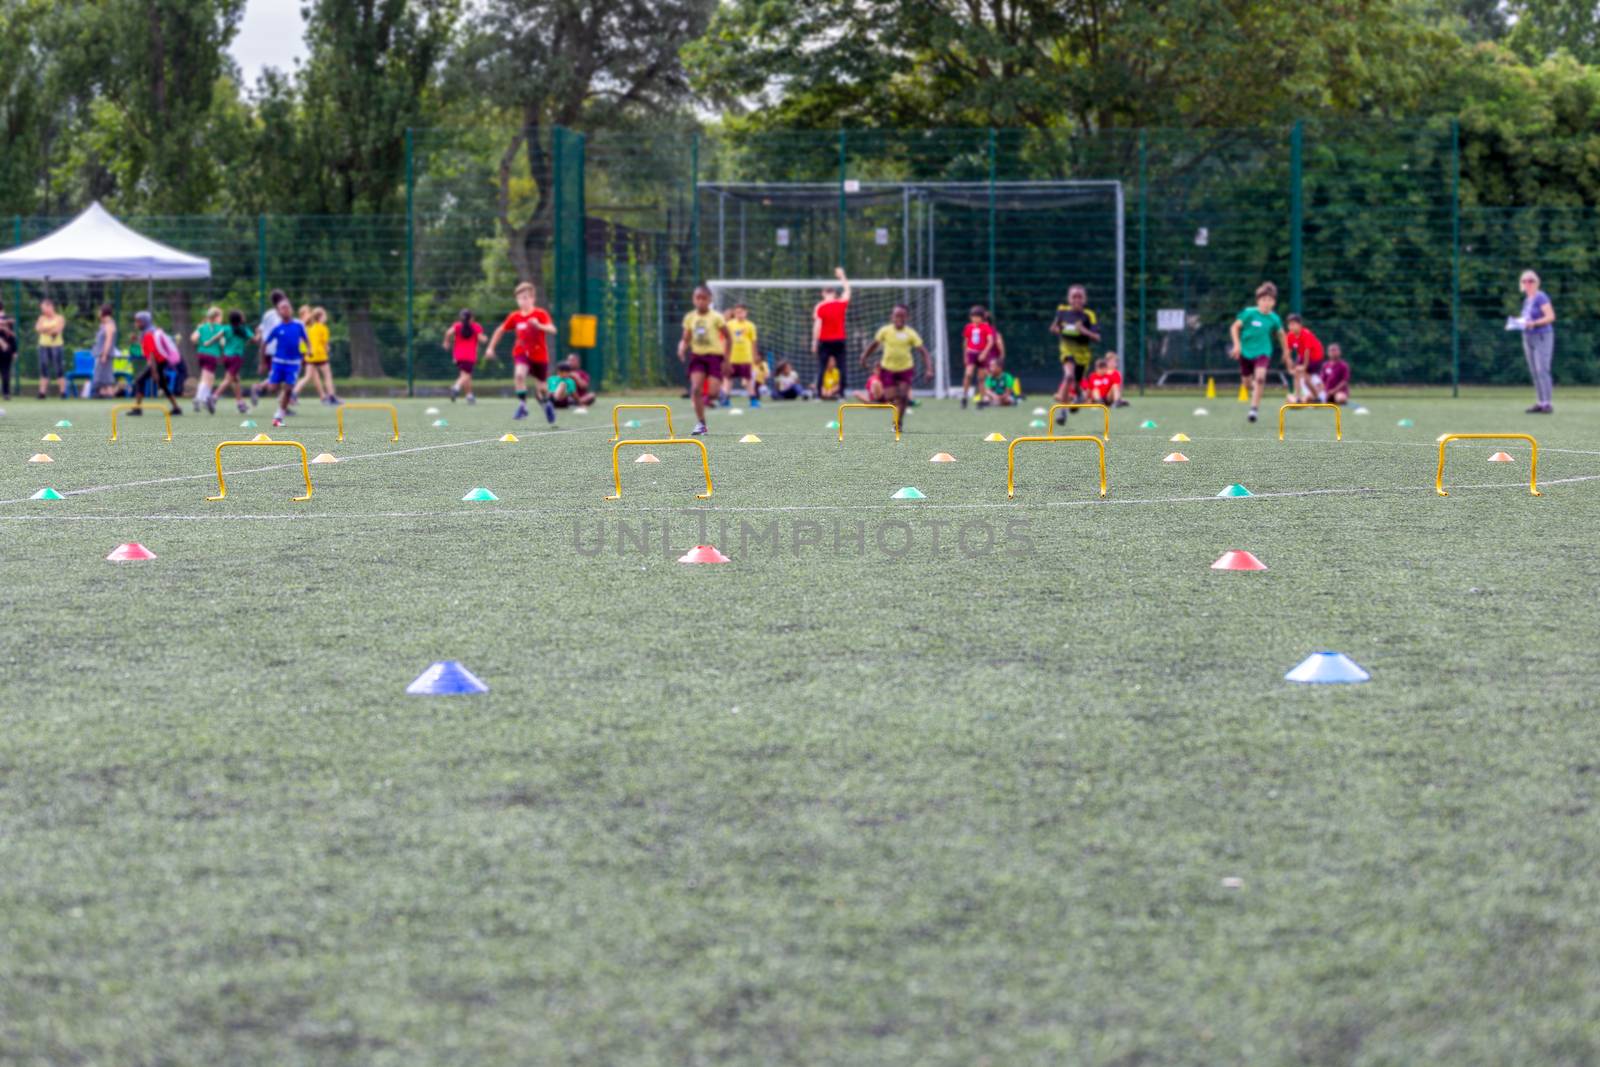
(274, 409), (285, 420)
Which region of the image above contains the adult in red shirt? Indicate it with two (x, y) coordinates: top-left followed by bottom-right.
(1285, 314), (1324, 403)
(959, 305), (997, 408)
(486, 281), (558, 422)
(812, 266), (851, 397)
(1320, 343), (1351, 404)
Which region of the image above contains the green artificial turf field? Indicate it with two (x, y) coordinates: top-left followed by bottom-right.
(2, 388), (1599, 1065)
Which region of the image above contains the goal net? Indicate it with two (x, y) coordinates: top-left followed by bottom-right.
(705, 279), (951, 396)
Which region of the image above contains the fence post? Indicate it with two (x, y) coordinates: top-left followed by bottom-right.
(1450, 119), (1461, 397)
(689, 131), (701, 283)
(1137, 131), (1148, 396)
(1289, 119), (1304, 315)
(11, 216), (20, 322)
(987, 128), (997, 311)
(256, 214), (266, 314)
(404, 127), (415, 397)
(837, 129), (848, 270)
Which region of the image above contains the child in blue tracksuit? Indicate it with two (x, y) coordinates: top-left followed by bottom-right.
(256, 297), (306, 427)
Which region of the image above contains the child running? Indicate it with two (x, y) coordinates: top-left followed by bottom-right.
(1229, 281), (1289, 423)
(250, 288), (288, 410)
(191, 307), (226, 414)
(1050, 285), (1100, 424)
(811, 267), (850, 399)
(445, 309), (482, 403)
(678, 285), (729, 436)
(486, 281), (557, 422)
(1284, 313), (1324, 402)
(216, 310), (251, 412)
(296, 307), (338, 405)
(126, 311), (183, 417)
(260, 297), (307, 428)
(860, 303), (930, 426)
(959, 304), (997, 408)
(721, 303), (761, 408)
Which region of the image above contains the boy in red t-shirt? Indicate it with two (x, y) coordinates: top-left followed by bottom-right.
(959, 305), (997, 409)
(486, 281), (557, 422)
(811, 266), (851, 398)
(1101, 351), (1126, 407)
(1285, 314), (1324, 403)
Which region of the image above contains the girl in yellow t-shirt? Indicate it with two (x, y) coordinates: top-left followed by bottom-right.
(295, 306), (340, 406)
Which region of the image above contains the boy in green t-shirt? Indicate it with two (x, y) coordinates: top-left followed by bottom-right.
(979, 359), (1018, 407)
(1229, 280), (1290, 422)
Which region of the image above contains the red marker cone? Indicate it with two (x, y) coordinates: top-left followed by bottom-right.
(1488, 452), (1513, 463)
(677, 544), (731, 564)
(107, 542), (156, 561)
(1210, 549), (1266, 571)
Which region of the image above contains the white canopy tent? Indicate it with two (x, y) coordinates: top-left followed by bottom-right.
(0, 201), (210, 284)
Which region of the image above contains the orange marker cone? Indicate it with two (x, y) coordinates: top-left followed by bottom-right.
(929, 452), (956, 463)
(678, 544), (730, 564)
(1211, 550), (1267, 571)
(634, 453), (660, 464)
(1163, 452), (1189, 463)
(1488, 452), (1514, 463)
(107, 542), (156, 561)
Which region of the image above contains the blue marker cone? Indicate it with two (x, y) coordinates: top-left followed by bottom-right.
(1285, 651), (1370, 684)
(406, 660), (489, 695)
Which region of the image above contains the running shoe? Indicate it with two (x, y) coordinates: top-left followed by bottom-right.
(543, 398), (556, 424)
(691, 422), (707, 436)
(513, 402), (529, 420)
(1247, 407), (1258, 423)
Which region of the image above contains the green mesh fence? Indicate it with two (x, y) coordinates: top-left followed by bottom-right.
(9, 122), (1592, 394)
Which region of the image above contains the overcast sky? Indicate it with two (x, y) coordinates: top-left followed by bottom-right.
(231, 0), (310, 85)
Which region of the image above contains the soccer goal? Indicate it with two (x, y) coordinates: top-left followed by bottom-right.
(705, 278), (952, 397)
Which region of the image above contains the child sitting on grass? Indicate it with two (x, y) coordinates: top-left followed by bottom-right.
(979, 358), (1018, 407)
(1320, 343), (1351, 404)
(772, 360), (806, 399)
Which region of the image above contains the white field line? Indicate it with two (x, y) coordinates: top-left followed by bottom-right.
(3, 473), (1597, 523)
(0, 422), (618, 508)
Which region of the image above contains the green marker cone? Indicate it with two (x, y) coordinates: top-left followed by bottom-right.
(826, 420), (839, 429)
(462, 487), (498, 502)
(1029, 418), (1046, 428)
(240, 419), (256, 428)
(54, 419), (71, 428)
(624, 419), (643, 428)
(1217, 483), (1253, 498)
(32, 487), (63, 500)
(1140, 419), (1158, 429)
(1397, 418), (1414, 428)
(891, 486), (926, 500)
(433, 418), (449, 427)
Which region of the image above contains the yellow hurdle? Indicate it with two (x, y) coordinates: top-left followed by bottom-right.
(611, 404), (676, 442)
(108, 404), (172, 442)
(835, 402), (901, 442)
(206, 440), (314, 502)
(1006, 435), (1107, 499)
(1436, 434), (1540, 497)
(1278, 402), (1343, 441)
(1047, 403), (1110, 440)
(607, 438), (712, 500)
(335, 402), (399, 442)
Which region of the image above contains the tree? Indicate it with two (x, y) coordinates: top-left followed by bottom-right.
(260, 0), (457, 376)
(685, 0), (1461, 131)
(1505, 0), (1600, 65)
(456, 0), (714, 284)
(50, 0), (247, 214)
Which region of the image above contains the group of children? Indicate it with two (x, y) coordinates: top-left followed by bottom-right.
(1230, 281), (1351, 422)
(442, 281), (597, 423)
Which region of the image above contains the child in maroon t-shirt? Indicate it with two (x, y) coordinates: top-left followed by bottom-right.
(1320, 343), (1350, 404)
